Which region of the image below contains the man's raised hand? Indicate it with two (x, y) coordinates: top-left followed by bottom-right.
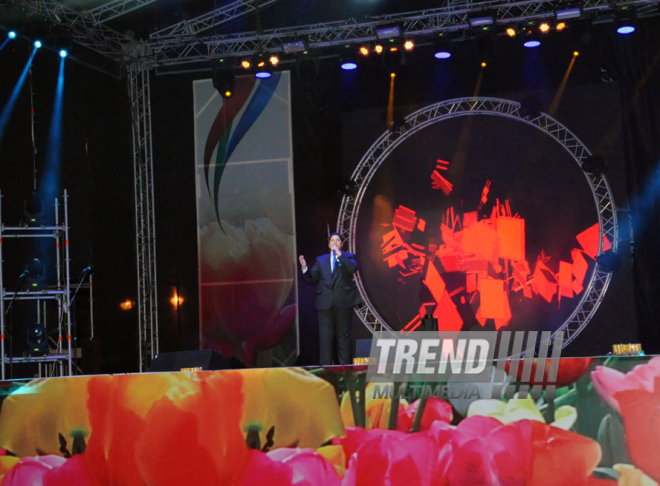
(298, 255), (307, 270)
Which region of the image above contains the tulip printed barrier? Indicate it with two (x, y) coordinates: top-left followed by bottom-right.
(0, 356), (659, 485)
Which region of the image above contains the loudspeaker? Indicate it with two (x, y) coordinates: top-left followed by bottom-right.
(148, 350), (230, 372)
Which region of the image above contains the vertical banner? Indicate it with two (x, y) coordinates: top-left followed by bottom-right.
(194, 72), (298, 367)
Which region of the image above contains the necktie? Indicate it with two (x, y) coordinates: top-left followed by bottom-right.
(332, 254), (337, 273)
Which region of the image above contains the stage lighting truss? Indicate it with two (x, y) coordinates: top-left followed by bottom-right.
(336, 97), (618, 348)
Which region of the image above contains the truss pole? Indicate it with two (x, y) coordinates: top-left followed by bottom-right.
(128, 59), (159, 372)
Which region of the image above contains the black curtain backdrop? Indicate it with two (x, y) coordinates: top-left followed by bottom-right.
(599, 18), (660, 354)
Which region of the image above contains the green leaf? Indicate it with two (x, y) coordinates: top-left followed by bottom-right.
(597, 413), (630, 467)
(592, 467), (620, 481)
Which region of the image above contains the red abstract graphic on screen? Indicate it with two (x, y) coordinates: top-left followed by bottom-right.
(380, 159), (607, 333)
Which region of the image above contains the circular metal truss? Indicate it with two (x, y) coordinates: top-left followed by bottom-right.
(337, 97), (618, 347)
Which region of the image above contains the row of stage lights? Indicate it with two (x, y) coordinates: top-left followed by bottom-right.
(5, 30), (69, 57)
(226, 6), (639, 80)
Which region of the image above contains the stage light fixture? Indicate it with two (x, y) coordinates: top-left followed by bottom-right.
(374, 44), (383, 54)
(375, 24), (401, 40)
(556, 22), (567, 31)
(269, 55), (279, 66)
(555, 6), (582, 21)
(120, 299), (134, 310)
(281, 39), (307, 54)
(481, 62), (487, 67)
(506, 27), (517, 37)
(359, 46), (369, 56)
(26, 256), (46, 289)
(59, 49), (67, 58)
(26, 323), (49, 357)
(403, 39), (414, 51)
(539, 22), (551, 33)
(597, 252), (621, 273)
(341, 60), (357, 70)
(616, 7), (637, 34)
(212, 59), (236, 99)
(34, 39), (42, 48)
(254, 54), (273, 79)
(581, 155), (607, 176)
(469, 13), (495, 28)
(8, 31), (17, 39)
(241, 58), (251, 69)
(524, 36), (541, 48)
(24, 191), (43, 226)
(574, 51), (579, 56)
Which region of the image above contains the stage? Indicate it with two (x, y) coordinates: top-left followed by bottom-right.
(0, 355), (658, 485)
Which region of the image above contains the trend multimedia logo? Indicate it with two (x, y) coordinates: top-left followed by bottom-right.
(367, 331), (563, 400)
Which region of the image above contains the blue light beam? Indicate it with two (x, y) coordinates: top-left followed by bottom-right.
(0, 48), (39, 147)
(0, 38), (9, 52)
(39, 56), (66, 223)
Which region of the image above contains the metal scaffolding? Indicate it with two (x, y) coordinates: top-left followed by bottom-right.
(0, 191), (74, 378)
(128, 56), (159, 372)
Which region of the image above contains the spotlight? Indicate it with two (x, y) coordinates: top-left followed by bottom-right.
(26, 256), (46, 289)
(24, 191), (43, 227)
(340, 51), (358, 70)
(26, 323), (49, 357)
(581, 155), (607, 176)
(469, 13), (495, 28)
(8, 31), (17, 39)
(556, 22), (567, 31)
(524, 34), (541, 48)
(555, 6), (582, 21)
(375, 24), (402, 40)
(212, 59), (236, 99)
(574, 51), (579, 56)
(34, 39), (42, 48)
(506, 27), (517, 37)
(59, 49), (67, 58)
(281, 39), (307, 54)
(539, 22), (550, 33)
(359, 46), (369, 56)
(374, 44), (383, 54)
(403, 39), (414, 51)
(481, 62), (487, 67)
(269, 55), (279, 66)
(254, 54), (273, 79)
(616, 8), (637, 34)
(241, 58), (251, 69)
(597, 252), (621, 273)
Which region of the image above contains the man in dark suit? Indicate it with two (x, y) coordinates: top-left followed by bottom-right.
(299, 232), (360, 365)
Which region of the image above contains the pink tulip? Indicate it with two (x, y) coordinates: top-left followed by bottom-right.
(591, 356), (660, 411)
(268, 448), (341, 486)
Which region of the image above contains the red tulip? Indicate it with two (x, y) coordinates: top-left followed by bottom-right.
(612, 376), (660, 482)
(507, 357), (594, 388)
(396, 398), (453, 433)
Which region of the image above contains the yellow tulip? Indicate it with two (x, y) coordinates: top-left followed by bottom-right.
(614, 464), (659, 486)
(0, 377), (92, 457)
(241, 368), (344, 448)
(340, 382), (408, 429)
(467, 395), (577, 430)
(317, 444), (347, 478)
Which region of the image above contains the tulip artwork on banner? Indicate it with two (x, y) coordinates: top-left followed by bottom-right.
(193, 72), (299, 367)
(1, 356), (660, 485)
